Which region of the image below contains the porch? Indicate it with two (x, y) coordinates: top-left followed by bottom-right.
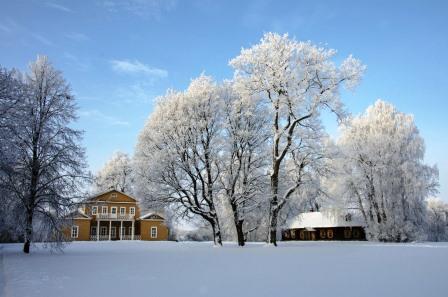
(90, 220), (140, 241)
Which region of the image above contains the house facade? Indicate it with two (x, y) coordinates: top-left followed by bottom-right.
(282, 209), (366, 241)
(66, 190), (169, 241)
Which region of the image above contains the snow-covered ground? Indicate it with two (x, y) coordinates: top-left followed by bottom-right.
(1, 241), (447, 297)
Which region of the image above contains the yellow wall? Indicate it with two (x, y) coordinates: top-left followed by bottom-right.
(64, 219), (91, 241)
(84, 190), (141, 218)
(140, 220), (169, 241)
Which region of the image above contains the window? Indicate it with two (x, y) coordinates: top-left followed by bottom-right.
(320, 229), (326, 239)
(121, 227), (126, 237)
(111, 207), (117, 214)
(353, 229), (360, 238)
(344, 229), (352, 239)
(102, 206), (108, 214)
(100, 226), (107, 236)
(71, 226), (79, 238)
(111, 193), (117, 199)
(151, 227), (157, 238)
(128, 227), (133, 235)
(290, 229), (296, 239)
(120, 207), (126, 215)
(299, 230), (305, 240)
(91, 226), (97, 235)
(111, 227), (116, 237)
(92, 206), (97, 215)
(130, 207), (135, 215)
(327, 229), (334, 239)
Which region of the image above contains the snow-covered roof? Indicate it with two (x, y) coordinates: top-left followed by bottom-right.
(287, 209), (365, 229)
(139, 212), (165, 220)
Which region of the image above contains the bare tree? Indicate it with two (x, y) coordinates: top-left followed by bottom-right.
(0, 56), (87, 253)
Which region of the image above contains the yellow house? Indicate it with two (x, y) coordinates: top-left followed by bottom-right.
(66, 190), (169, 241)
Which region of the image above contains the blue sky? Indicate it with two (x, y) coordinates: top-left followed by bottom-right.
(1, 0), (447, 201)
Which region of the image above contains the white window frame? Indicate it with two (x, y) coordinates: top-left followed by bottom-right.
(92, 206), (98, 215)
(150, 227), (157, 238)
(71, 226), (79, 238)
(111, 207), (117, 214)
(111, 193), (117, 199)
(91, 226), (97, 235)
(100, 226), (107, 236)
(101, 206), (108, 214)
(120, 207), (126, 215)
(130, 207), (135, 215)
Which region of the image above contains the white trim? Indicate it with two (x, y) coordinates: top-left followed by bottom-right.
(90, 201), (137, 204)
(120, 207), (126, 215)
(150, 226), (157, 238)
(71, 225), (79, 238)
(91, 226), (97, 235)
(130, 207), (135, 215)
(92, 206), (98, 215)
(101, 206), (108, 214)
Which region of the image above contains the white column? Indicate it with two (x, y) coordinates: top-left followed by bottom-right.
(108, 220), (112, 241)
(97, 220), (100, 241)
(120, 220), (123, 240)
(131, 220), (135, 240)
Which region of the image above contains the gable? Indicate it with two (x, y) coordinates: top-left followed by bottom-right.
(90, 190), (137, 203)
(140, 213), (165, 220)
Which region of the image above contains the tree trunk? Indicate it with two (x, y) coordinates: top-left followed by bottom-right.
(235, 220), (245, 247)
(230, 199), (245, 246)
(23, 210), (33, 254)
(267, 172), (279, 246)
(268, 204), (279, 246)
(210, 221), (223, 246)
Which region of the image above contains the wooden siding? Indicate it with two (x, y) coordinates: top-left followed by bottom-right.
(140, 220), (169, 241)
(64, 218), (91, 241)
(282, 227), (366, 241)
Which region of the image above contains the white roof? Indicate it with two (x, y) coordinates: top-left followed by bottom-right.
(287, 209), (365, 229)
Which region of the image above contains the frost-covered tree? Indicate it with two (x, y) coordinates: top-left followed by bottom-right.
(337, 100), (438, 242)
(0, 56), (87, 253)
(94, 151), (134, 194)
(135, 75), (224, 245)
(229, 33), (365, 245)
(426, 198), (448, 242)
(0, 66), (26, 241)
(220, 83), (270, 245)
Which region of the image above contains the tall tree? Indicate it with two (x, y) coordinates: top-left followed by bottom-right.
(0, 56), (87, 253)
(94, 151), (134, 194)
(0, 66), (26, 242)
(220, 83), (269, 246)
(135, 75), (224, 245)
(229, 33), (365, 245)
(337, 100), (438, 242)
